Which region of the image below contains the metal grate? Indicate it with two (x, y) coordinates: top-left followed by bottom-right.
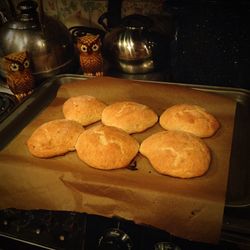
(0, 92), (18, 123)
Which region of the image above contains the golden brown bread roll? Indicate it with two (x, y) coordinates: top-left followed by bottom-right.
(139, 130), (211, 178)
(75, 125), (139, 170)
(62, 95), (107, 126)
(159, 104), (220, 138)
(27, 119), (84, 158)
(101, 101), (158, 134)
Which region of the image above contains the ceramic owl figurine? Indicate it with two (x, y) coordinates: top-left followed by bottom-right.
(76, 34), (103, 76)
(4, 51), (34, 101)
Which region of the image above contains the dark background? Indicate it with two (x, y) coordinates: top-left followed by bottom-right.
(163, 0), (250, 90)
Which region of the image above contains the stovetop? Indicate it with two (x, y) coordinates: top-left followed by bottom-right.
(1, 71), (250, 249)
(1, 1), (250, 249)
(0, 208), (248, 250)
(0, 75), (249, 250)
(0, 92), (18, 123)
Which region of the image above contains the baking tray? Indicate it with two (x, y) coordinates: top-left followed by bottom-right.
(0, 74), (249, 208)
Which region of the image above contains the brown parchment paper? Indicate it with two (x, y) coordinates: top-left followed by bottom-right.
(0, 76), (236, 244)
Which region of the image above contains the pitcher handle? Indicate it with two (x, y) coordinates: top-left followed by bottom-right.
(98, 12), (110, 32)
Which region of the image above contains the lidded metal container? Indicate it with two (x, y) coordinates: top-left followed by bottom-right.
(0, 0), (76, 83)
(98, 14), (167, 74)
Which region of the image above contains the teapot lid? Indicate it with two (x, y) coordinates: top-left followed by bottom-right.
(7, 0), (40, 30)
(121, 14), (153, 30)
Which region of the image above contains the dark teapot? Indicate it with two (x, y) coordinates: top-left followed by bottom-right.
(0, 0), (76, 83)
(98, 13), (167, 74)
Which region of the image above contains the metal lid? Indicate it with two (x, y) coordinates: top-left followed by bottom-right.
(121, 14), (153, 30)
(7, 0), (40, 30)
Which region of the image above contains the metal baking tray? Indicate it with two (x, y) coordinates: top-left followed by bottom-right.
(0, 74), (249, 208)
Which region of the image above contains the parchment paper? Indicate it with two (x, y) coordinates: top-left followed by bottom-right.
(0, 76), (236, 243)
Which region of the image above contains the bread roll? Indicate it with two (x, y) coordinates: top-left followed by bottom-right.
(159, 104), (220, 137)
(101, 101), (158, 134)
(75, 125), (139, 170)
(63, 95), (106, 126)
(27, 119), (84, 158)
(140, 130), (211, 178)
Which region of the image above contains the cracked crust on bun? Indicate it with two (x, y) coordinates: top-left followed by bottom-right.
(140, 130), (211, 178)
(159, 104), (220, 138)
(101, 101), (158, 134)
(75, 125), (139, 170)
(27, 119), (84, 158)
(63, 95), (107, 126)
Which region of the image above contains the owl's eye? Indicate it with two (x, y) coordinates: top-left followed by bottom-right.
(24, 60), (30, 68)
(92, 44), (99, 52)
(10, 63), (19, 72)
(80, 44), (88, 53)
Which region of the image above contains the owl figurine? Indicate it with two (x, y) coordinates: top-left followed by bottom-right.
(4, 51), (35, 101)
(76, 34), (104, 76)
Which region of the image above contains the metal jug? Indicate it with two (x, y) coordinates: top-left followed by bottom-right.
(98, 13), (167, 74)
(0, 0), (76, 84)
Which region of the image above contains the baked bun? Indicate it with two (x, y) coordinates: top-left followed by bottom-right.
(62, 95), (106, 126)
(75, 125), (139, 170)
(27, 119), (84, 158)
(159, 104), (220, 137)
(101, 101), (158, 134)
(140, 130), (211, 178)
